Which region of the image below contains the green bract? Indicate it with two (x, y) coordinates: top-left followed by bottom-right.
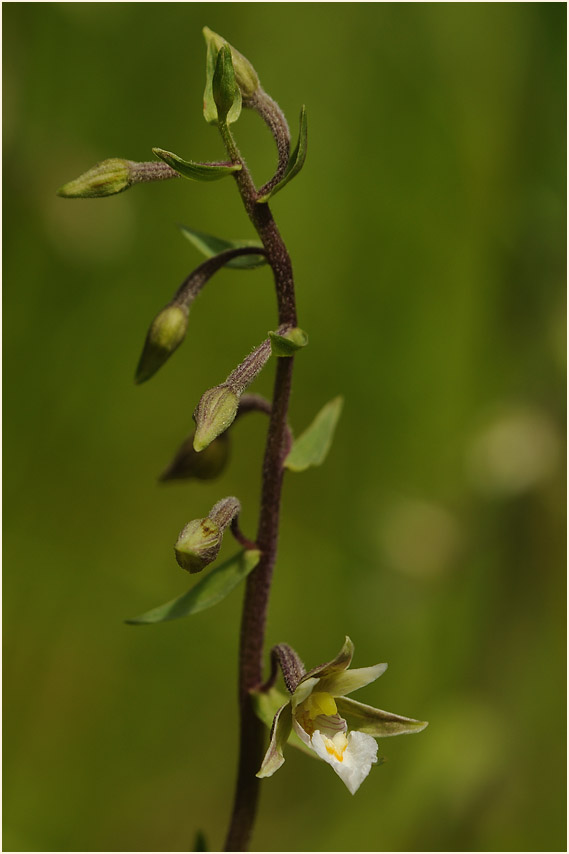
(285, 396), (343, 471)
(258, 106), (308, 202)
(179, 225), (266, 269)
(152, 148), (241, 181)
(126, 550), (260, 625)
(269, 327), (309, 356)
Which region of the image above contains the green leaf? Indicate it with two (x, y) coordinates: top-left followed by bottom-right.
(285, 396), (343, 472)
(251, 687), (317, 759)
(269, 327), (309, 356)
(152, 148), (241, 182)
(179, 225), (267, 269)
(258, 106), (308, 202)
(126, 549), (260, 625)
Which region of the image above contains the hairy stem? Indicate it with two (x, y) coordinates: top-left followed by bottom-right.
(221, 121), (296, 852)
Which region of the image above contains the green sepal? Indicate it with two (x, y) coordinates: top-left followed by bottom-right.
(284, 396), (343, 472)
(256, 702), (292, 778)
(179, 225), (266, 269)
(125, 549), (260, 625)
(258, 106), (308, 203)
(318, 663), (388, 697)
(152, 148), (241, 181)
(250, 687), (317, 759)
(269, 327), (309, 357)
(336, 696), (429, 738)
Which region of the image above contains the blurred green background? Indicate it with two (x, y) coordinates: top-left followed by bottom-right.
(3, 3), (566, 851)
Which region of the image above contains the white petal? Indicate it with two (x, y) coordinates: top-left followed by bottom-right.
(311, 729), (378, 795)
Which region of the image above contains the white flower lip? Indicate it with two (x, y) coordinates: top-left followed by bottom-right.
(311, 729), (379, 795)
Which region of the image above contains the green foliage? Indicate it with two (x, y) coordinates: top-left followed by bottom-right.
(152, 148), (241, 181)
(258, 106), (308, 202)
(179, 225), (266, 269)
(126, 550), (260, 624)
(285, 396), (344, 472)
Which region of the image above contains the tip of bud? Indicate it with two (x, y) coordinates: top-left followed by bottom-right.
(193, 386), (239, 451)
(202, 26), (260, 99)
(57, 158), (132, 198)
(135, 305), (188, 384)
(174, 517), (221, 573)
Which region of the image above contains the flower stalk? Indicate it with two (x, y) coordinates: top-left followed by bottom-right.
(57, 27), (427, 853)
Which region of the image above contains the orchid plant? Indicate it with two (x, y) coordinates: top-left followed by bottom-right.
(57, 28), (427, 851)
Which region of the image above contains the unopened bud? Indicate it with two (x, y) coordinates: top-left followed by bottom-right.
(174, 496), (241, 573)
(203, 27), (260, 98)
(212, 45), (241, 124)
(135, 305), (188, 384)
(57, 158), (132, 198)
(159, 432), (230, 482)
(175, 517), (222, 573)
(193, 385), (239, 452)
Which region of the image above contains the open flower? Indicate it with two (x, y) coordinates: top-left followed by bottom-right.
(256, 637), (428, 794)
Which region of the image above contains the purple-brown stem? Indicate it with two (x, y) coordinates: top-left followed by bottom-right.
(220, 118), (297, 851)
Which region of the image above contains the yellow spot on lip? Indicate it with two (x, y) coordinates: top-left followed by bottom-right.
(324, 732), (348, 762)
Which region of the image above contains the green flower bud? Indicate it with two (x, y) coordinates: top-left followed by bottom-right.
(57, 158), (132, 198)
(159, 432), (230, 482)
(212, 45), (241, 124)
(135, 305), (188, 384)
(174, 517), (222, 573)
(203, 27), (260, 98)
(174, 496), (241, 573)
(193, 385), (239, 452)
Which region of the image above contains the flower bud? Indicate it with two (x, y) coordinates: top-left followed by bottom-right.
(159, 432), (230, 482)
(212, 45), (241, 124)
(193, 385), (239, 452)
(174, 496), (241, 573)
(203, 27), (260, 98)
(174, 517), (222, 573)
(135, 305), (188, 384)
(57, 158), (132, 198)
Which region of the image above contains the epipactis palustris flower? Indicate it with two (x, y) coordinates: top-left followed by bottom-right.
(256, 637), (428, 794)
